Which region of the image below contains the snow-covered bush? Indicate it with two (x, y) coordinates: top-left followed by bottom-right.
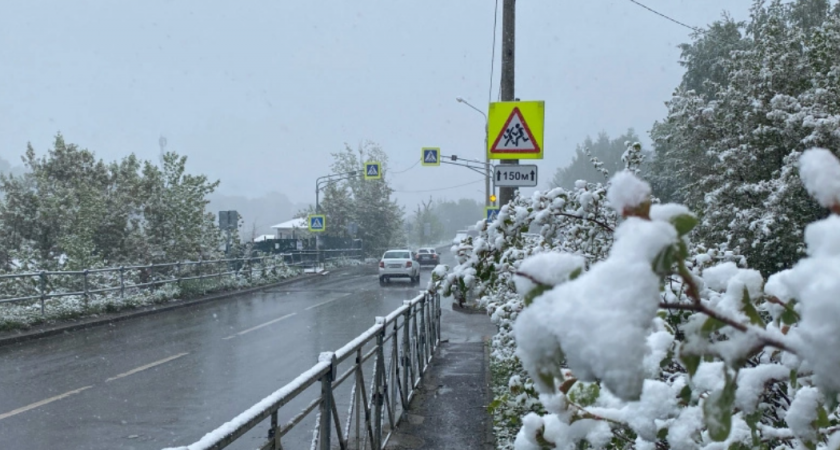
(434, 147), (840, 449)
(431, 143), (642, 446)
(0, 255), (299, 331)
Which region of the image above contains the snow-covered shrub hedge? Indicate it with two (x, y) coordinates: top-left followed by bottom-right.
(433, 147), (840, 449)
(431, 143), (642, 446)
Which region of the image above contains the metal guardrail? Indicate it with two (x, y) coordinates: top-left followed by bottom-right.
(0, 249), (364, 315)
(164, 291), (441, 450)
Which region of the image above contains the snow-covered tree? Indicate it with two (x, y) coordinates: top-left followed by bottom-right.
(650, 0), (840, 275)
(327, 141), (405, 255)
(552, 130), (643, 190)
(409, 197), (445, 246)
(433, 198), (485, 239)
(0, 135), (223, 270)
(134, 152), (223, 263)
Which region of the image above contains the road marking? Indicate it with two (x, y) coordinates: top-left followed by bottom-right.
(222, 313), (296, 340)
(0, 385), (93, 421)
(305, 294), (352, 311)
(106, 352), (189, 382)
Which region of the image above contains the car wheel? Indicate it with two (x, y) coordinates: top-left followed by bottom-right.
(379, 276), (386, 286)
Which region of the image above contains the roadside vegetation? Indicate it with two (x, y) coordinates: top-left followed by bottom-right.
(435, 2), (840, 448)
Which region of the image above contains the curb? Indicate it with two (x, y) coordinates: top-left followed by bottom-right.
(0, 266), (359, 347)
(452, 302), (487, 315)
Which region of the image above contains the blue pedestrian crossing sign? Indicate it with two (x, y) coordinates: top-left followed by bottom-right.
(485, 207), (500, 223)
(364, 162), (382, 180)
(308, 214), (326, 232)
(422, 147), (440, 166)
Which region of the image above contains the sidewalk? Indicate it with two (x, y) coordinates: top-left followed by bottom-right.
(386, 300), (497, 450)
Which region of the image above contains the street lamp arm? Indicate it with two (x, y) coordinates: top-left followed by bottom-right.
(456, 97), (488, 122)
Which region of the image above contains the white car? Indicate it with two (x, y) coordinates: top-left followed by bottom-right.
(452, 230), (469, 244)
(378, 249), (421, 286)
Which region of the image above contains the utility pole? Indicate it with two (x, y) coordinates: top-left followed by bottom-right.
(498, 0), (517, 207)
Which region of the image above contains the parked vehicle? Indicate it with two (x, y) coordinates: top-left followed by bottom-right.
(378, 249), (420, 286)
(452, 230), (469, 244)
(414, 248), (439, 267)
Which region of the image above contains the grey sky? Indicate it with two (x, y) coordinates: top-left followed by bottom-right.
(1, 0), (752, 217)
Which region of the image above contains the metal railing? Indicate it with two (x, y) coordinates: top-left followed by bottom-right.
(164, 291), (442, 450)
(285, 248), (365, 269)
(0, 248), (364, 316)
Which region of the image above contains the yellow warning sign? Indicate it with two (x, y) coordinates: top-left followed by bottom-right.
(487, 101), (544, 160)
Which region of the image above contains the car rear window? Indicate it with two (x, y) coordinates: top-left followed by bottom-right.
(418, 249), (429, 254)
(383, 251), (410, 259)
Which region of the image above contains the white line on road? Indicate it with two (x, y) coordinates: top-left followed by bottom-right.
(222, 313), (297, 340)
(0, 385), (93, 421)
(304, 294), (352, 311)
(105, 352), (189, 382)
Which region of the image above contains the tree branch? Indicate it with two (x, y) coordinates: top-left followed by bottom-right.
(514, 270), (548, 288)
(552, 211), (615, 232)
(659, 301), (796, 354)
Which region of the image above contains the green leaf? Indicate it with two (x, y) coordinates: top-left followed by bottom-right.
(703, 372), (737, 442)
(670, 213), (698, 237)
(701, 317), (727, 337)
(739, 287), (765, 326)
(678, 240), (689, 259)
(657, 428), (669, 440)
(780, 299), (800, 325)
(652, 246), (676, 275)
(679, 385), (692, 404)
(745, 410), (762, 447)
(680, 349), (701, 377)
(790, 369), (798, 389)
(815, 406), (831, 428)
(743, 303), (765, 327)
(523, 284), (550, 307)
(487, 397), (503, 413)
(538, 372), (555, 391)
(568, 381), (600, 407)
(568, 267), (583, 281)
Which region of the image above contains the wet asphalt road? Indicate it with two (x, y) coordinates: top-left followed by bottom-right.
(0, 257), (448, 450)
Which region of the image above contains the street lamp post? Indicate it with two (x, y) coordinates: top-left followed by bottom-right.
(315, 170), (358, 214)
(314, 170), (358, 267)
(456, 97), (492, 206)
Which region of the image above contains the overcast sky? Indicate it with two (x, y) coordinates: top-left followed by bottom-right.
(1, 0), (753, 214)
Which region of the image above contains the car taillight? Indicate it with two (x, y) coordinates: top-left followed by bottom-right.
(379, 261), (384, 268)
(405, 261), (412, 268)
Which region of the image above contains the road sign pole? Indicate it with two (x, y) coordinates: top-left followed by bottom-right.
(499, 0), (517, 207)
(485, 129), (491, 206)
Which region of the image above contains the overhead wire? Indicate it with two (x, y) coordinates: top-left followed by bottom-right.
(625, 0), (701, 32)
(393, 179), (484, 194)
(388, 158), (421, 175)
(489, 0), (500, 104)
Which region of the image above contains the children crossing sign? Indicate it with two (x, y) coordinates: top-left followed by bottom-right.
(422, 147), (440, 166)
(364, 162), (381, 180)
(308, 215), (326, 232)
(487, 101), (544, 160)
